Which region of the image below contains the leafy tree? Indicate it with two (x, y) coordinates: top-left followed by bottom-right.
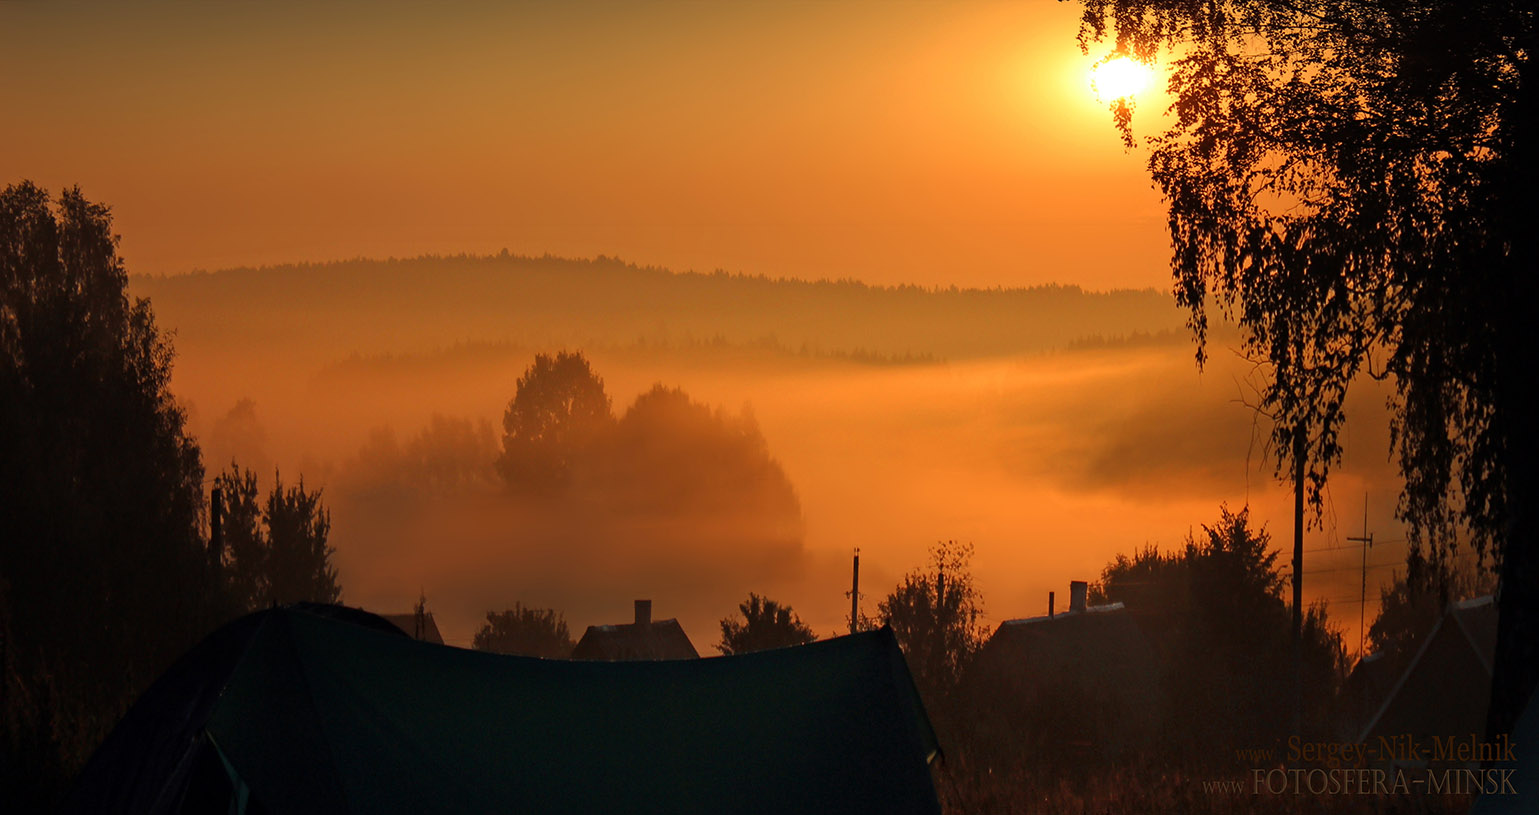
(1095, 506), (1346, 748)
(1075, 0), (1537, 736)
(879, 541), (987, 702)
(603, 385), (802, 520)
(263, 471), (340, 607)
(473, 604), (575, 658)
(0, 183), (222, 807)
(496, 351), (612, 490)
(212, 463), (339, 610)
(403, 414), (499, 495)
(717, 593), (817, 655)
(213, 463), (266, 610)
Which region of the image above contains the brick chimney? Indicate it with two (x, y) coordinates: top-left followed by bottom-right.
(1070, 581), (1087, 614)
(634, 599), (652, 626)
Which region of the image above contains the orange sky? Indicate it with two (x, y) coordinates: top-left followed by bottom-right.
(6, 1), (1421, 652)
(2, 0), (1167, 289)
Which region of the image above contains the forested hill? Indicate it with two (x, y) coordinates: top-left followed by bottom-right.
(131, 254), (1185, 361)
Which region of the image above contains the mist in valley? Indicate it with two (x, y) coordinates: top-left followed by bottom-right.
(135, 255), (1412, 650)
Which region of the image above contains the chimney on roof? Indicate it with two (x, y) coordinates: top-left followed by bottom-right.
(635, 599), (652, 626)
(1070, 581), (1087, 614)
(1048, 591), (1055, 618)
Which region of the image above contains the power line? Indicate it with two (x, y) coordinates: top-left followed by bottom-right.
(1283, 560), (1402, 576)
(1312, 595), (1384, 607)
(1301, 538), (1406, 555)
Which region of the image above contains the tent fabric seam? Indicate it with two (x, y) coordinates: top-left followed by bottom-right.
(281, 610), (356, 815)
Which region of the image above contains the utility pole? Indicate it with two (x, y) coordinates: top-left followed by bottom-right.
(1347, 493), (1374, 660)
(210, 486), (224, 570)
(1292, 426), (1305, 741)
(848, 548), (860, 635)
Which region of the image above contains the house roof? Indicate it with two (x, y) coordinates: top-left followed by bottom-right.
(996, 601), (1128, 628)
(965, 600), (1160, 756)
(571, 618), (699, 661)
(977, 602), (1150, 673)
(64, 605), (941, 815)
(1357, 594), (1498, 746)
(378, 612), (445, 645)
(970, 600), (1157, 699)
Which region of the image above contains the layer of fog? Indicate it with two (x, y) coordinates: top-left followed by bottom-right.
(139, 260), (1413, 651)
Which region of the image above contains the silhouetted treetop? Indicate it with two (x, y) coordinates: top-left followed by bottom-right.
(214, 463), (265, 611)
(214, 462), (341, 611)
(474, 604), (576, 659)
(717, 593), (817, 655)
(263, 471), (340, 607)
(0, 182), (219, 807)
(1092, 505), (1346, 747)
(879, 541), (986, 703)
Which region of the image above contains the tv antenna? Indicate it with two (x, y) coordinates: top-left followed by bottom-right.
(1346, 493), (1374, 660)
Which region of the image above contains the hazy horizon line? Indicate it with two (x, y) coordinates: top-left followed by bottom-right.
(129, 249), (1170, 298)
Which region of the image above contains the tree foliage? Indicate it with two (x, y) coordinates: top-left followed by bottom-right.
(716, 593), (817, 655)
(496, 350), (612, 490)
(1095, 506), (1346, 747)
(263, 472), (340, 606)
(603, 385), (801, 519)
(879, 541), (987, 701)
(214, 463), (265, 610)
(493, 354), (804, 547)
(213, 462), (340, 610)
(473, 604), (575, 658)
(1076, 0), (1537, 735)
(0, 183), (219, 807)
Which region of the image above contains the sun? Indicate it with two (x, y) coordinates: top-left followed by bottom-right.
(1090, 56), (1154, 103)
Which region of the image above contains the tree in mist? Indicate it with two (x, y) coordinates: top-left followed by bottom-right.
(406, 415), (498, 494)
(213, 462), (340, 610)
(716, 593), (817, 655)
(344, 416), (499, 504)
(1094, 506), (1346, 748)
(207, 397), (270, 477)
(1075, 0), (1537, 738)
(0, 182), (222, 808)
(602, 385), (801, 521)
(473, 604), (575, 658)
(492, 356), (803, 539)
(879, 541), (987, 702)
(496, 351), (612, 491)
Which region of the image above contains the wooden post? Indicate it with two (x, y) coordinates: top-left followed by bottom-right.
(1347, 494), (1374, 660)
(1292, 426), (1305, 740)
(849, 549), (860, 635)
(210, 486), (224, 568)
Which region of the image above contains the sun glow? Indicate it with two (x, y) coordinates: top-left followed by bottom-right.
(1090, 56), (1154, 102)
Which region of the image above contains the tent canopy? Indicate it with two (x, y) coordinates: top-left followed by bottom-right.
(65, 605), (941, 815)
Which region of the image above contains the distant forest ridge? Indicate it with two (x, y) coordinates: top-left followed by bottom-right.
(130, 253), (1188, 361)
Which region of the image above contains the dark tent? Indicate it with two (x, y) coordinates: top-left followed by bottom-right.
(63, 604), (941, 815)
